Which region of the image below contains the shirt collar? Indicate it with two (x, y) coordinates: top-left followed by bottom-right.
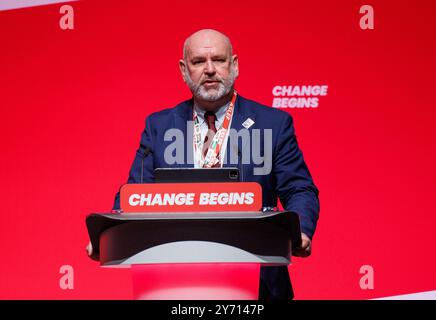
(194, 100), (230, 126)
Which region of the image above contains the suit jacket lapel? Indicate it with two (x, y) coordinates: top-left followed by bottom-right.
(173, 99), (194, 168)
(223, 94), (252, 169)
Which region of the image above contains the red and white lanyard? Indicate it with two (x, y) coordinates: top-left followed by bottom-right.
(193, 91), (237, 168)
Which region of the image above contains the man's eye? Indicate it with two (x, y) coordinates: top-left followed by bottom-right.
(193, 61), (204, 65)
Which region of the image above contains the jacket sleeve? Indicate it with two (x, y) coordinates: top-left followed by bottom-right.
(272, 113), (320, 238)
(112, 115), (155, 210)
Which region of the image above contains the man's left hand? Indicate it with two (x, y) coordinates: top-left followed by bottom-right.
(293, 233), (312, 257)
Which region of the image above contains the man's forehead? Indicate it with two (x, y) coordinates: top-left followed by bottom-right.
(185, 31), (231, 58)
(186, 42), (229, 58)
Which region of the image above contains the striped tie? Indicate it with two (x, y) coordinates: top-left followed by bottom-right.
(203, 111), (220, 167)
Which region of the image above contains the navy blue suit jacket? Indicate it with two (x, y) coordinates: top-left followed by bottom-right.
(113, 94), (320, 299)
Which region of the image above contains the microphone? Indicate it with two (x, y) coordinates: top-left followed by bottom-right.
(111, 146), (152, 214)
(239, 148), (244, 182)
(233, 145), (244, 182)
(140, 146), (153, 184)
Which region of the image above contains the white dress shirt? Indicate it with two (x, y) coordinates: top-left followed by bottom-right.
(193, 101), (232, 167)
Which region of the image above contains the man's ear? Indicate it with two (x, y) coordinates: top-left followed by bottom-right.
(179, 59), (187, 83)
(232, 54), (239, 78)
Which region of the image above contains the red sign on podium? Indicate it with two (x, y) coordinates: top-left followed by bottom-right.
(120, 182), (262, 213)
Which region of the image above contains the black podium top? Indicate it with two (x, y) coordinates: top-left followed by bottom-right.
(86, 211), (302, 267)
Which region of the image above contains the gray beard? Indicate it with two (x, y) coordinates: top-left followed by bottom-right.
(185, 67), (236, 102)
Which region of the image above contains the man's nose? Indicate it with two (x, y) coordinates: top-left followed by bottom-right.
(204, 59), (216, 75)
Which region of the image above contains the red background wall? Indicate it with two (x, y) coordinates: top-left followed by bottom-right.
(1, 0), (435, 299)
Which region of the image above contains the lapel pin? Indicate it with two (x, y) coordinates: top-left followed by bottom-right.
(242, 118), (255, 129)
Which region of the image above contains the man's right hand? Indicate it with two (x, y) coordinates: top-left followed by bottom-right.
(86, 241), (93, 256)
(293, 233), (312, 257)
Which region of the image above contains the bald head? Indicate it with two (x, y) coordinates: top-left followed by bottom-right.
(183, 29), (233, 61)
(179, 29), (239, 110)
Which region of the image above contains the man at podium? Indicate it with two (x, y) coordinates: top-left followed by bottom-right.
(110, 29), (320, 300)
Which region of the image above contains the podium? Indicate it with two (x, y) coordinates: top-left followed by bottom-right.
(86, 210), (302, 300)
